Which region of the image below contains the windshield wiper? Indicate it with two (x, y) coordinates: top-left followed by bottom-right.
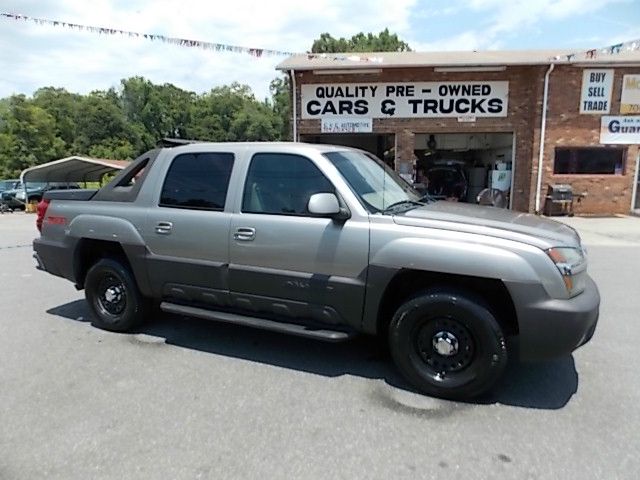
(418, 193), (438, 203)
(381, 200), (424, 214)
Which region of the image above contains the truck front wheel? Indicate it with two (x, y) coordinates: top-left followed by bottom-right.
(85, 258), (147, 332)
(389, 288), (507, 400)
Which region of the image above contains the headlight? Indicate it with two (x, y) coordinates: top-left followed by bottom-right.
(546, 247), (585, 292)
(15, 191), (25, 200)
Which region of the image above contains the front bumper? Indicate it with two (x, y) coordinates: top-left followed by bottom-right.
(506, 276), (600, 361)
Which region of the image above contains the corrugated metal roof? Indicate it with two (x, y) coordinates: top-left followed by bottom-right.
(276, 49), (640, 71)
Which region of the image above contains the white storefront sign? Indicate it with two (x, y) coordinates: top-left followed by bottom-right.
(621, 75), (640, 114)
(580, 69), (614, 114)
(301, 82), (509, 119)
(321, 117), (373, 133)
(600, 116), (640, 144)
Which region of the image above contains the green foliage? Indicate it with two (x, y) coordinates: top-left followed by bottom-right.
(0, 95), (66, 177)
(269, 76), (291, 141)
(88, 138), (137, 160)
(120, 77), (195, 149)
(0, 76), (291, 178)
(73, 92), (132, 155)
(311, 28), (411, 53)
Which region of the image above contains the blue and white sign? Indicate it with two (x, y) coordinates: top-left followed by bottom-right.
(600, 116), (640, 144)
(580, 69), (614, 114)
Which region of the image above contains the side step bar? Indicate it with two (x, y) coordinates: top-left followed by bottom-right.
(160, 302), (355, 342)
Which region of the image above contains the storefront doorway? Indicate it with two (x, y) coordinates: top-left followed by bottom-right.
(414, 132), (515, 208)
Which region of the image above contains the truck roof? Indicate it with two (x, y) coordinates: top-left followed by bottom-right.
(159, 142), (365, 156)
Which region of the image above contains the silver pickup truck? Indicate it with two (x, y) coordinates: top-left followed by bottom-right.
(33, 143), (600, 399)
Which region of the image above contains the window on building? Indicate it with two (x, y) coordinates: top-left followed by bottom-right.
(553, 148), (626, 175)
(242, 153), (334, 215)
(160, 152), (234, 210)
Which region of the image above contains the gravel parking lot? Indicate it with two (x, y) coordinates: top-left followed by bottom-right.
(1, 213), (639, 479)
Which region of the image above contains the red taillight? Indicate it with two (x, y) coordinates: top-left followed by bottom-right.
(36, 199), (50, 232)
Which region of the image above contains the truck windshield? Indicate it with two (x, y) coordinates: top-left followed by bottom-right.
(324, 150), (423, 213)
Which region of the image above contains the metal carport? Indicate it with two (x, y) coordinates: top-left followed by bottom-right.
(20, 156), (129, 184)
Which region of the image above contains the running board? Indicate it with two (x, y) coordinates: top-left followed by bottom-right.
(160, 302), (355, 342)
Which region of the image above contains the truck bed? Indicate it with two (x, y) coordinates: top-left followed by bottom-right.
(43, 189), (99, 201)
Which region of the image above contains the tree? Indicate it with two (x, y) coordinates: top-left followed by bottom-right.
(120, 77), (195, 149)
(0, 95), (66, 177)
(72, 91), (133, 158)
(88, 138), (137, 160)
(311, 28), (411, 53)
(0, 75), (292, 177)
(228, 102), (280, 142)
(269, 76), (291, 141)
(32, 87), (82, 151)
(188, 83), (257, 141)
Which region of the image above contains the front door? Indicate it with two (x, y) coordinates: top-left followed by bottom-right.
(143, 151), (235, 306)
(229, 152), (369, 329)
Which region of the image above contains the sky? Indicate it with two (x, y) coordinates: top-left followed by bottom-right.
(1, 0), (639, 101)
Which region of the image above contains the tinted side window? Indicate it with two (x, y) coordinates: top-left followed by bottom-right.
(242, 153), (334, 215)
(160, 152), (234, 210)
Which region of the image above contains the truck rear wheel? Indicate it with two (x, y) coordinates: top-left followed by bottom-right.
(388, 288), (507, 400)
(85, 258), (146, 332)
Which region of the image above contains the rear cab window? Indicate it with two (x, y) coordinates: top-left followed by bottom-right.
(160, 152), (235, 211)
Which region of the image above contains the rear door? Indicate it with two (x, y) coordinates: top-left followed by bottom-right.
(228, 152), (369, 329)
(143, 151), (235, 307)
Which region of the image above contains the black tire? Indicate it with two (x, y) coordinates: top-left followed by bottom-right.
(389, 288), (507, 400)
(84, 258), (147, 332)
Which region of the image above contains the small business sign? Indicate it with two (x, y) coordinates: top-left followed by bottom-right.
(302, 82), (509, 119)
(621, 75), (640, 114)
(580, 69), (614, 114)
(600, 116), (640, 144)
(321, 117), (373, 133)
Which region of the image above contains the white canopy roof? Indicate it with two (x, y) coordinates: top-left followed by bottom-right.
(20, 156), (129, 183)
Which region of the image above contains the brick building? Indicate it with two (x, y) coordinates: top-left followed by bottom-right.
(277, 50), (640, 215)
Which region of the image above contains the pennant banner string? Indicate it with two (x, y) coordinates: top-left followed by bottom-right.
(0, 11), (387, 63)
(0, 12), (292, 57)
(550, 37), (640, 62)
(3, 12), (637, 64)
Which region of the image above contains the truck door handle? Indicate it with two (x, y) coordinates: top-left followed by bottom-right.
(155, 221), (173, 235)
(234, 227), (256, 241)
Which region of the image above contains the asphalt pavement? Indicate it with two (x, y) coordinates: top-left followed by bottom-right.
(1, 212), (639, 480)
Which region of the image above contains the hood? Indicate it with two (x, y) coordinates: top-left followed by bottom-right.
(394, 201), (581, 249)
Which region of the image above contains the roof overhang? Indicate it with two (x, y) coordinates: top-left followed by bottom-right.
(276, 49), (640, 72)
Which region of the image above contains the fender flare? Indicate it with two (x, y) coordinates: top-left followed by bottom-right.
(362, 237), (541, 335)
(370, 237), (540, 283)
(66, 215), (151, 296)
(66, 214), (146, 246)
